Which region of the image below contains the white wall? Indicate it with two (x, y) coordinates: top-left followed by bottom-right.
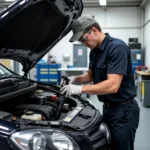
(144, 0), (150, 66)
(84, 7), (142, 43)
(49, 6), (142, 67)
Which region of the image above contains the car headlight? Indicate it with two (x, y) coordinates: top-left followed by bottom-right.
(10, 131), (46, 150)
(10, 129), (81, 150)
(51, 132), (73, 150)
(29, 132), (46, 150)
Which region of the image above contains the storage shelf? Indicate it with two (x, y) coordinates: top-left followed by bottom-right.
(36, 63), (61, 84)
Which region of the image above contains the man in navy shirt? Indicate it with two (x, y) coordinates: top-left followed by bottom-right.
(60, 16), (140, 150)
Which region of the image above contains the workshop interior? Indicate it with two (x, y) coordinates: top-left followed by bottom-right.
(0, 0), (149, 150)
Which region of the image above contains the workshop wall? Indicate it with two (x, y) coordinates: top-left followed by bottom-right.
(83, 7), (142, 43)
(144, 0), (150, 66)
(49, 6), (142, 67)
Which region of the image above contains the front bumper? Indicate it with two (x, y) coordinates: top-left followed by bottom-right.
(67, 110), (111, 150)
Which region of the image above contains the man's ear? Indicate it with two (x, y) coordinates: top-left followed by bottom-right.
(92, 27), (99, 33)
(92, 27), (99, 35)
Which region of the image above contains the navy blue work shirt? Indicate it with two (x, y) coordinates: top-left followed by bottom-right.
(89, 33), (136, 103)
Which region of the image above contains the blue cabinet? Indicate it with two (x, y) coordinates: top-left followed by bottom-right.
(131, 49), (142, 74)
(36, 64), (61, 84)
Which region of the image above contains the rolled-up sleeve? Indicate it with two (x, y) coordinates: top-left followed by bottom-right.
(107, 44), (129, 75)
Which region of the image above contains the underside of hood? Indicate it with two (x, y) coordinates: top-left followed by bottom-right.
(0, 0), (83, 76)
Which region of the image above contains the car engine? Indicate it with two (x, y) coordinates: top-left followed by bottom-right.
(0, 79), (76, 121)
(0, 78), (100, 130)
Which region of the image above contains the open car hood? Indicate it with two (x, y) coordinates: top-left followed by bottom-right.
(0, 0), (83, 76)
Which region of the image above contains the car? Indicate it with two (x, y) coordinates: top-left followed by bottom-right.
(0, 0), (111, 150)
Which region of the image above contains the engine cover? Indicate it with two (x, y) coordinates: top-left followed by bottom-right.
(61, 106), (102, 130)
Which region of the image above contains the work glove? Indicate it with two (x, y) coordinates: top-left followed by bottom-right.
(60, 84), (82, 97)
(60, 76), (76, 87)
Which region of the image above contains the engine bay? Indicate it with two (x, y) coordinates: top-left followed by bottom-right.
(0, 78), (101, 131)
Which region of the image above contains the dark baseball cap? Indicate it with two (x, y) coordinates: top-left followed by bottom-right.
(69, 16), (97, 42)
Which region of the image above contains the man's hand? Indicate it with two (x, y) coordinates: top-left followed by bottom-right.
(60, 84), (82, 97)
(60, 76), (76, 87)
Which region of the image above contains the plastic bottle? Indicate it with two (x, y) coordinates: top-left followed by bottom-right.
(21, 111), (42, 121)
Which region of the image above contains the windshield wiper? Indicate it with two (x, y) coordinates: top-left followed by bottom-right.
(0, 74), (22, 79)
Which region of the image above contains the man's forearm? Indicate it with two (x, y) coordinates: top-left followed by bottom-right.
(75, 72), (92, 84)
(81, 79), (119, 95)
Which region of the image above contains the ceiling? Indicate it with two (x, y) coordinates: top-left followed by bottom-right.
(0, 0), (144, 9)
(83, 0), (143, 7)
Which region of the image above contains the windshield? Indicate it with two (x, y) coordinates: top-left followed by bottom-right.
(0, 65), (13, 76)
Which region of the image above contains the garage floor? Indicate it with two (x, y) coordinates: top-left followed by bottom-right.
(88, 95), (150, 150)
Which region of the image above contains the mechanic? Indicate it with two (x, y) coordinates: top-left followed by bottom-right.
(60, 16), (140, 150)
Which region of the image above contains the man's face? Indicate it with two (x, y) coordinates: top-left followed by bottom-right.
(78, 27), (99, 49)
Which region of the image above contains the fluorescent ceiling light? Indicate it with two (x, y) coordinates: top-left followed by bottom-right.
(5, 0), (15, 1)
(99, 0), (107, 6)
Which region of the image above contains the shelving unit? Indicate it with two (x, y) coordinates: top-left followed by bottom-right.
(36, 64), (61, 84)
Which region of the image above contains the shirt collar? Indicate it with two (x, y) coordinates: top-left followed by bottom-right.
(98, 33), (110, 51)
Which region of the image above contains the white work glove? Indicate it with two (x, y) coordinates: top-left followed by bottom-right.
(60, 84), (82, 97)
(60, 76), (76, 87)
